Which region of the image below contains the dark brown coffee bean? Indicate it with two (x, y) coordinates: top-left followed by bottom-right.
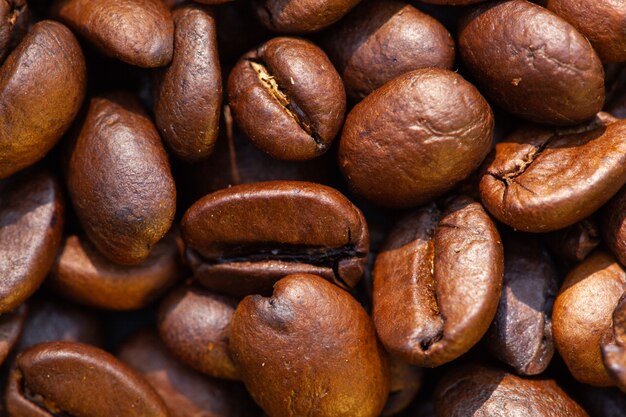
(485, 233), (557, 375)
(323, 0), (454, 101)
(154, 4), (221, 162)
(230, 274), (390, 417)
(253, 0), (361, 33)
(339, 68), (493, 208)
(0, 171), (64, 314)
(373, 196), (503, 367)
(601, 293), (626, 392)
(547, 0), (626, 64)
(181, 181), (368, 296)
(52, 0), (173, 68)
(553, 251), (626, 387)
(545, 217), (601, 263)
(67, 93), (177, 265)
(119, 330), (259, 417)
(49, 232), (184, 310)
(0, 0), (28, 62)
(434, 364), (589, 417)
(480, 114), (626, 232)
(383, 357), (422, 417)
(228, 37), (345, 160)
(0, 20), (85, 179)
(459, 0), (605, 125)
(602, 186), (626, 267)
(0, 305), (26, 366)
(158, 285), (240, 380)
(6, 341), (168, 417)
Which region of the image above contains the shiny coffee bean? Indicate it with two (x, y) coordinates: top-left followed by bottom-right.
(181, 181), (369, 296)
(0, 20), (85, 179)
(49, 232), (184, 310)
(459, 0), (604, 125)
(383, 357), (422, 417)
(154, 3), (221, 162)
(51, 0), (174, 68)
(67, 93), (176, 265)
(373, 196), (503, 367)
(553, 251), (626, 386)
(434, 364), (589, 417)
(601, 293), (626, 392)
(485, 233), (557, 375)
(158, 285), (240, 380)
(252, 0), (361, 33)
(544, 218), (600, 263)
(119, 330), (259, 417)
(339, 68), (493, 208)
(0, 305), (26, 366)
(230, 274), (390, 417)
(480, 114), (626, 232)
(323, 0), (455, 101)
(0, 171), (64, 313)
(228, 37), (345, 160)
(0, 0), (28, 62)
(602, 185), (626, 267)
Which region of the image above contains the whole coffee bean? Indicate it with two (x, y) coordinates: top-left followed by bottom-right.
(181, 181), (369, 296)
(339, 68), (493, 208)
(458, 0), (604, 125)
(6, 341), (168, 417)
(434, 364), (589, 417)
(0, 0), (28, 62)
(49, 232), (184, 310)
(480, 114), (626, 232)
(485, 233), (557, 375)
(602, 186), (626, 267)
(323, 0), (455, 101)
(0, 20), (85, 179)
(230, 274), (390, 417)
(158, 285), (240, 380)
(547, 0), (626, 64)
(373, 196), (503, 367)
(0, 305), (26, 366)
(0, 171), (64, 313)
(253, 0), (361, 33)
(51, 0), (173, 68)
(228, 37), (345, 160)
(553, 251), (626, 386)
(120, 330), (259, 417)
(154, 3), (221, 162)
(383, 357), (423, 417)
(545, 217), (600, 263)
(601, 293), (626, 392)
(67, 93), (176, 265)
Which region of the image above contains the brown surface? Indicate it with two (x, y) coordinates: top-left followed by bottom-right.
(0, 305), (26, 366)
(0, 0), (28, 62)
(544, 218), (600, 263)
(602, 293), (626, 392)
(253, 0), (362, 33)
(602, 185), (626, 267)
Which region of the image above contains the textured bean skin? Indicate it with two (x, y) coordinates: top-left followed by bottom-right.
(459, 0), (605, 125)
(323, 0), (454, 101)
(52, 0), (173, 68)
(230, 274), (390, 417)
(253, 0), (362, 33)
(154, 4), (221, 162)
(548, 0), (626, 63)
(67, 94), (176, 266)
(0, 20), (85, 179)
(373, 196), (503, 367)
(480, 115), (626, 232)
(0, 172), (64, 314)
(601, 294), (626, 392)
(602, 186), (626, 267)
(0, 0), (28, 62)
(228, 37), (345, 160)
(339, 68), (493, 208)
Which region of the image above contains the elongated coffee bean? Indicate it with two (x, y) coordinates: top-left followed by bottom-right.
(253, 0), (361, 33)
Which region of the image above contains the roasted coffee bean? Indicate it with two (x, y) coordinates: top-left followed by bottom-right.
(459, 0), (605, 125)
(383, 357), (422, 417)
(6, 341), (168, 417)
(602, 186), (626, 267)
(154, 3), (221, 162)
(480, 114), (626, 232)
(49, 232), (184, 310)
(158, 285), (240, 380)
(120, 330), (259, 417)
(544, 218), (601, 263)
(228, 37), (345, 160)
(253, 0), (361, 33)
(485, 233), (557, 375)
(323, 0), (454, 101)
(230, 274), (390, 417)
(0, 20), (85, 179)
(339, 68), (493, 208)
(547, 0), (626, 64)
(373, 196), (503, 367)
(0, 305), (26, 365)
(601, 293), (626, 392)
(0, 171), (64, 314)
(51, 0), (174, 68)
(434, 364), (589, 417)
(67, 93), (176, 265)
(553, 251), (626, 387)
(181, 181), (368, 296)
(0, 0), (28, 62)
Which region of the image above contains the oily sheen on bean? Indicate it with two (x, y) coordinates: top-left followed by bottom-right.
(253, 0), (362, 33)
